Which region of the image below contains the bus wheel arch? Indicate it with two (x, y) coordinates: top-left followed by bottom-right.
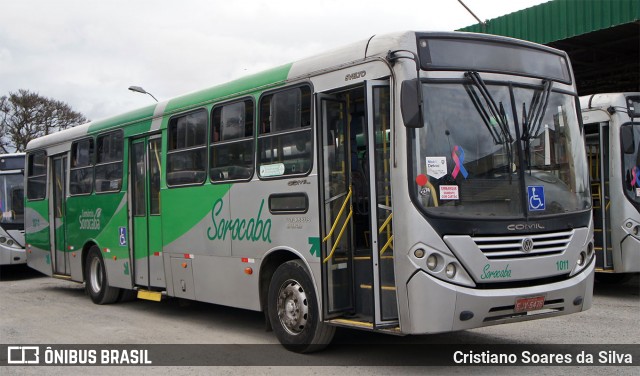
(84, 244), (120, 304)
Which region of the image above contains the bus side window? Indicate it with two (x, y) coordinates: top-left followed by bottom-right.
(210, 99), (254, 182)
(26, 151), (47, 200)
(167, 109), (207, 186)
(257, 86), (312, 178)
(70, 137), (94, 195)
(95, 131), (123, 193)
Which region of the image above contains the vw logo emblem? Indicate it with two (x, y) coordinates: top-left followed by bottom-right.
(521, 238), (534, 253)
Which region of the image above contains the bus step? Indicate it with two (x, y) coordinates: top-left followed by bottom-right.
(326, 318), (401, 333)
(327, 318), (373, 330)
(53, 274), (72, 280)
(137, 290), (163, 302)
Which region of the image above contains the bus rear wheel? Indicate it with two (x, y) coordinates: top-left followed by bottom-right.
(85, 246), (120, 304)
(268, 260), (335, 353)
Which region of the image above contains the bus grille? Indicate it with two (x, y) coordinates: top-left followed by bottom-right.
(472, 230), (574, 260)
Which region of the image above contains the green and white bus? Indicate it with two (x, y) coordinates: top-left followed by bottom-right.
(581, 93), (640, 283)
(0, 153), (26, 265)
(25, 31), (594, 352)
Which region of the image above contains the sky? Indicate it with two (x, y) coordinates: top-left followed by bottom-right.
(0, 0), (549, 122)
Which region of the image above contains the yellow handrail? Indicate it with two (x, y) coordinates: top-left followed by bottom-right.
(378, 213), (392, 234)
(379, 234), (394, 256)
(323, 209), (353, 263)
(322, 186), (353, 263)
(322, 186), (352, 243)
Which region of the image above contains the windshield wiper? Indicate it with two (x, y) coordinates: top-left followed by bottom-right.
(464, 71), (513, 145)
(464, 71), (514, 180)
(522, 79), (552, 142)
(521, 80), (552, 172)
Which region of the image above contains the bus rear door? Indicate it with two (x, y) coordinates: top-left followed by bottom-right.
(51, 154), (70, 276)
(130, 136), (165, 289)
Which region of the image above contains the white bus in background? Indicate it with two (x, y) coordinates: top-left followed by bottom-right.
(581, 93), (640, 283)
(0, 153), (26, 265)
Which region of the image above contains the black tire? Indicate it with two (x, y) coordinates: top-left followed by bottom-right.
(85, 246), (120, 304)
(267, 260), (335, 353)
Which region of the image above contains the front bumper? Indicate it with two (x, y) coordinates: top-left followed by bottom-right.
(403, 259), (594, 334)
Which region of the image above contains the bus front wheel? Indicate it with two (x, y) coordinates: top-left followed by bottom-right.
(85, 246), (120, 304)
(267, 260), (335, 353)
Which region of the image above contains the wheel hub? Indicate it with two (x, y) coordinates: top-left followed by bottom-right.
(89, 257), (103, 293)
(277, 280), (309, 335)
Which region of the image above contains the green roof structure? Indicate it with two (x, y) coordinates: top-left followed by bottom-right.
(458, 0), (640, 94)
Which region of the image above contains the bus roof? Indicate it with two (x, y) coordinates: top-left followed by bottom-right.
(580, 92), (640, 110)
(26, 30), (567, 152)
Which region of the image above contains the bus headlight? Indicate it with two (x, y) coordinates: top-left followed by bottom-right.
(426, 254), (438, 270)
(622, 219), (640, 239)
(409, 244), (475, 287)
(577, 252), (586, 266)
(445, 263), (457, 278)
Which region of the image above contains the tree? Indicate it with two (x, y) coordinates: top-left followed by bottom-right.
(0, 89), (88, 152)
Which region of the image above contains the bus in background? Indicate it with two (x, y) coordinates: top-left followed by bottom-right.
(581, 93), (640, 283)
(25, 31), (594, 352)
(0, 153), (26, 265)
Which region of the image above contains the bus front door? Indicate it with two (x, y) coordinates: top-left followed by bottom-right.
(319, 81), (398, 327)
(131, 136), (165, 289)
(319, 94), (354, 317)
(365, 80), (398, 326)
(51, 155), (69, 276)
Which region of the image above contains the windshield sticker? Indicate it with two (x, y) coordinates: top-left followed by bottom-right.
(426, 157), (447, 179)
(260, 163), (285, 177)
(451, 146), (468, 179)
(527, 186), (546, 211)
(632, 166), (639, 188)
(416, 174), (428, 187)
(440, 185), (459, 200)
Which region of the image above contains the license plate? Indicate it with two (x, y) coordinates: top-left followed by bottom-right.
(514, 296), (545, 313)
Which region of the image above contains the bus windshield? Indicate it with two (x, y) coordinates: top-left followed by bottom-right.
(0, 173), (25, 225)
(622, 123), (640, 207)
(411, 79), (590, 218)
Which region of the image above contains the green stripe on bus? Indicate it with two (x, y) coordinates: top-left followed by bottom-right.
(164, 63), (293, 113)
(88, 105), (156, 134)
(161, 183), (232, 246)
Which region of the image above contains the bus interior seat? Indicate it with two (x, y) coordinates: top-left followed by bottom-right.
(228, 166), (251, 180)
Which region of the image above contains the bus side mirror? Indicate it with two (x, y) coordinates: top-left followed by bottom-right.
(401, 79), (424, 128)
(621, 126), (635, 154)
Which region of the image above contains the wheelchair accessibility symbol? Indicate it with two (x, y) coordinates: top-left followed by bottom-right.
(119, 227), (128, 246)
(527, 186), (545, 211)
